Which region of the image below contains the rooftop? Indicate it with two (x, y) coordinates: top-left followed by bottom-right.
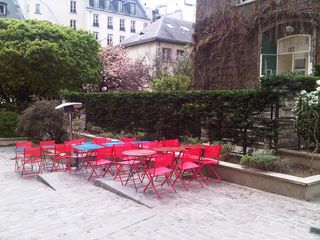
(0, 0), (23, 19)
(120, 16), (193, 47)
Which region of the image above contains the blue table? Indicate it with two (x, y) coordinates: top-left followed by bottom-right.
(132, 141), (151, 144)
(103, 142), (125, 147)
(73, 143), (103, 151)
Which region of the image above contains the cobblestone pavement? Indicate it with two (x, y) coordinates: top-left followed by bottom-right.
(0, 146), (319, 240)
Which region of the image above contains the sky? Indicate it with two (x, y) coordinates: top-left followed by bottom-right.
(142, 0), (196, 9)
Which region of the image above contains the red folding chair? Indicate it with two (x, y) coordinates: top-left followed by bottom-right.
(120, 137), (137, 143)
(15, 141), (33, 171)
(141, 141), (163, 150)
(143, 153), (177, 198)
(51, 144), (69, 172)
(173, 148), (205, 190)
(40, 140), (55, 167)
(163, 139), (180, 147)
(200, 145), (222, 183)
(21, 147), (44, 177)
(113, 144), (139, 185)
(87, 147), (113, 181)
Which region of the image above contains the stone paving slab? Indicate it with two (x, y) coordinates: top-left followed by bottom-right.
(0, 146), (319, 240)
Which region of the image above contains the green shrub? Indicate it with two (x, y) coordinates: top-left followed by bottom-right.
(16, 99), (68, 143)
(151, 75), (191, 92)
(315, 64), (320, 77)
(0, 109), (18, 137)
(240, 150), (279, 171)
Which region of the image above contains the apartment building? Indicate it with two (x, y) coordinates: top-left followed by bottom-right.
(16, 0), (151, 46)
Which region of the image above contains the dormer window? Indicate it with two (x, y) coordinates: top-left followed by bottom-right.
(129, 3), (136, 15)
(0, 3), (6, 15)
(236, 0), (256, 5)
(117, 1), (124, 13)
(105, 0), (110, 10)
(94, 0), (99, 8)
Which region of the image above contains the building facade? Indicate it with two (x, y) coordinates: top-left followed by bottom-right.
(120, 16), (193, 72)
(16, 0), (151, 46)
(194, 0), (320, 89)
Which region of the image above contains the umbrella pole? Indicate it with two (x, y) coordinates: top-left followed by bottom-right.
(68, 112), (73, 140)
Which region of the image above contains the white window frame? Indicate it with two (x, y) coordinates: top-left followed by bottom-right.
(93, 31), (99, 40)
(70, 19), (77, 30)
(107, 34), (113, 45)
(94, 0), (99, 8)
(236, 0), (256, 6)
(162, 48), (172, 62)
(276, 34), (312, 75)
(107, 16), (113, 29)
(0, 3), (6, 15)
(117, 1), (124, 13)
(129, 3), (136, 15)
(70, 0), (77, 13)
(120, 19), (125, 31)
(119, 35), (125, 43)
(35, 3), (41, 14)
(93, 14), (99, 27)
(130, 20), (136, 33)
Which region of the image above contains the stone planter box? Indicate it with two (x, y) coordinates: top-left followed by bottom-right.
(217, 161), (320, 201)
(0, 137), (28, 146)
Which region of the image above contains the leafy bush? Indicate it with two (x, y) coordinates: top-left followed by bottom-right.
(315, 64), (320, 77)
(0, 109), (18, 137)
(240, 150), (280, 171)
(260, 73), (317, 98)
(151, 75), (191, 92)
(16, 99), (68, 142)
(293, 80), (320, 152)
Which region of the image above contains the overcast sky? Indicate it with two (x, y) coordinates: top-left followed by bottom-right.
(142, 0), (196, 8)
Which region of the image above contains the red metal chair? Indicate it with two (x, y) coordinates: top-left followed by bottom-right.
(200, 145), (222, 183)
(15, 141), (33, 171)
(120, 137), (137, 143)
(51, 144), (69, 172)
(113, 144), (139, 185)
(141, 141), (163, 150)
(173, 148), (205, 190)
(143, 153), (177, 198)
(163, 139), (180, 147)
(40, 140), (55, 167)
(87, 147), (113, 181)
(21, 147), (44, 177)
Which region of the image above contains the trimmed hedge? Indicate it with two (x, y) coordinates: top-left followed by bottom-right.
(63, 89), (278, 153)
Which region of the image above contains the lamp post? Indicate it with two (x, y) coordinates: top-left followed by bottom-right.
(55, 102), (82, 140)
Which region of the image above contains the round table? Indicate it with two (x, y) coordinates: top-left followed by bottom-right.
(122, 149), (156, 157)
(154, 147), (185, 153)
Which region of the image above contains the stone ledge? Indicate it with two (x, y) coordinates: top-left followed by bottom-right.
(0, 137), (28, 146)
(217, 161), (320, 201)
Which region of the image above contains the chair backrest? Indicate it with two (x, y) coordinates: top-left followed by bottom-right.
(93, 138), (111, 145)
(24, 147), (41, 158)
(16, 141), (32, 148)
(96, 147), (113, 160)
(154, 153), (175, 169)
(120, 137), (138, 143)
(163, 139), (180, 147)
(204, 145), (222, 162)
(113, 144), (138, 159)
(141, 141), (163, 150)
(40, 140), (55, 146)
(55, 144), (67, 155)
(181, 148), (202, 163)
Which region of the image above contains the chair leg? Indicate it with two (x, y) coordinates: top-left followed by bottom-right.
(173, 169), (188, 191)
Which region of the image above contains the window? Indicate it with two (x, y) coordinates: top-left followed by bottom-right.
(70, 0), (76, 13)
(107, 17), (113, 29)
(236, 0), (256, 5)
(93, 14), (99, 27)
(130, 21), (136, 33)
(70, 20), (77, 30)
(162, 48), (172, 61)
(0, 3), (6, 15)
(176, 50), (185, 60)
(120, 19), (125, 31)
(143, 23), (148, 28)
(94, 0), (99, 7)
(35, 3), (41, 14)
(93, 31), (99, 40)
(119, 35), (125, 42)
(129, 3), (136, 15)
(117, 1), (124, 13)
(105, 0), (110, 10)
(107, 34), (113, 45)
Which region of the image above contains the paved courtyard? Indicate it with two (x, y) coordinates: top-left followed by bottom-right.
(0, 146), (319, 240)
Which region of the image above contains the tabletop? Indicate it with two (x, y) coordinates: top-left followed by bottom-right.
(122, 149), (156, 157)
(182, 144), (207, 149)
(104, 142), (125, 147)
(73, 143), (103, 151)
(154, 147), (186, 152)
